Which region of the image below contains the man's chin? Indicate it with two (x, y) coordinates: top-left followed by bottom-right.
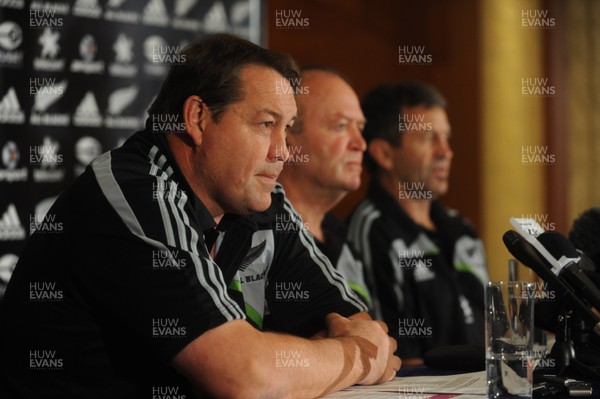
(346, 181), (363, 193)
(430, 187), (447, 200)
(347, 179), (362, 192)
(246, 197), (273, 214)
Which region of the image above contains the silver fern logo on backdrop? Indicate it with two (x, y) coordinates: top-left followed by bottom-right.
(105, 85), (142, 130)
(172, 0), (201, 32)
(29, 80), (70, 127)
(30, 197), (62, 235)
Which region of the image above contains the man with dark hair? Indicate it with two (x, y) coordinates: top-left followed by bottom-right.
(348, 81), (488, 365)
(0, 34), (399, 398)
(278, 67), (372, 307)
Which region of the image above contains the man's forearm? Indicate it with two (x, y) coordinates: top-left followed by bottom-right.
(251, 330), (370, 398)
(236, 313), (396, 398)
(173, 317), (396, 399)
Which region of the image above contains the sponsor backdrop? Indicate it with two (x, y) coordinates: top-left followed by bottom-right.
(0, 0), (262, 299)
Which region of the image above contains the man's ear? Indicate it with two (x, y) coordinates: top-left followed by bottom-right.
(182, 95), (208, 146)
(368, 139), (395, 171)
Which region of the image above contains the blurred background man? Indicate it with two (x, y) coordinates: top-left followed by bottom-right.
(348, 81), (488, 365)
(278, 67), (372, 307)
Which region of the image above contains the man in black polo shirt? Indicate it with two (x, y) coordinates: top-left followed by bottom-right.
(0, 34), (400, 399)
(347, 81), (488, 366)
(278, 67), (372, 308)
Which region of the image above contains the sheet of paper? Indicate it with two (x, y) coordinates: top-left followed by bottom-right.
(324, 392), (485, 399)
(320, 371), (487, 398)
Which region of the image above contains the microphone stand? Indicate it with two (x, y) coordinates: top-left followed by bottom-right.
(544, 308), (600, 380)
(547, 310), (575, 374)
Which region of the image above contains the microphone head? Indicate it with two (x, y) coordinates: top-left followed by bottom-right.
(537, 230), (579, 260)
(502, 230), (553, 272)
(502, 230), (520, 248)
(570, 207), (600, 267)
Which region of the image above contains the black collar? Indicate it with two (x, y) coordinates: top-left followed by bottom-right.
(139, 128), (216, 231)
(367, 180), (425, 239)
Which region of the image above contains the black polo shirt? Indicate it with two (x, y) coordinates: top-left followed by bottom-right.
(0, 128), (366, 399)
(211, 192), (366, 337)
(315, 212), (372, 309)
(347, 181), (488, 359)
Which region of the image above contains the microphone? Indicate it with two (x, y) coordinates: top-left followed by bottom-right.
(502, 230), (600, 336)
(509, 218), (562, 276)
(536, 231), (600, 311)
